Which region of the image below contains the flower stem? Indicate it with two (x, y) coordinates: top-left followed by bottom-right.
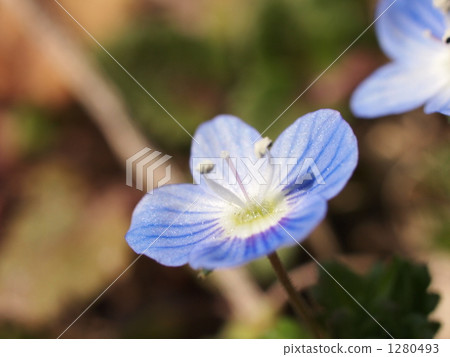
(267, 251), (322, 338)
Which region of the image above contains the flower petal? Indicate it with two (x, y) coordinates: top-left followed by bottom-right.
(126, 184), (224, 267)
(376, 0), (447, 61)
(190, 115), (261, 169)
(190, 115), (262, 200)
(269, 109), (358, 200)
(189, 193), (327, 269)
(351, 62), (448, 118)
(425, 83), (450, 115)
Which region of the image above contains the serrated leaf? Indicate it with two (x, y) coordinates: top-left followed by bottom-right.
(311, 257), (440, 338)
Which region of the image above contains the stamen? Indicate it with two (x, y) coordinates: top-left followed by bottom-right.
(201, 175), (245, 208)
(424, 29), (442, 43)
(253, 138), (275, 198)
(254, 137), (273, 158)
(196, 159), (244, 207)
(444, 29), (450, 44)
(257, 149), (274, 198)
(423, 28), (450, 44)
(196, 160), (215, 174)
(221, 151), (251, 202)
(434, 0), (450, 13)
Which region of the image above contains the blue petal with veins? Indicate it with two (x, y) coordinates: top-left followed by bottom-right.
(351, 0), (450, 118)
(126, 110), (358, 269)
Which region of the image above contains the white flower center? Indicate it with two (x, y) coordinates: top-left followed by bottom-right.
(196, 140), (290, 239)
(220, 193), (288, 239)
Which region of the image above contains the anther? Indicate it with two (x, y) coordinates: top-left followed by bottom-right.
(254, 137), (273, 158)
(196, 160), (215, 174)
(434, 0), (450, 13)
(443, 29), (450, 44)
(220, 151), (230, 159)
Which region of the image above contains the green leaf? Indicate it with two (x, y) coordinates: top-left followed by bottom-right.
(260, 317), (312, 339)
(312, 257), (440, 338)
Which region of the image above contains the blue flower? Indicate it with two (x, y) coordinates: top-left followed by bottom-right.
(126, 109), (358, 269)
(351, 0), (450, 118)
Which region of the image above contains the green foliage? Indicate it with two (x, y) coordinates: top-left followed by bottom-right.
(98, 0), (372, 150)
(423, 145), (450, 204)
(289, 0), (368, 68)
(260, 317), (312, 339)
(98, 21), (234, 152)
(312, 258), (440, 339)
(14, 106), (57, 157)
(434, 213), (450, 251)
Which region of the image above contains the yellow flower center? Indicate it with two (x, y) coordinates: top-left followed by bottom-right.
(231, 200), (277, 226)
(221, 194), (288, 239)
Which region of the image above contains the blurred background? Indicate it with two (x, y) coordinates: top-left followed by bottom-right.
(0, 0), (449, 338)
